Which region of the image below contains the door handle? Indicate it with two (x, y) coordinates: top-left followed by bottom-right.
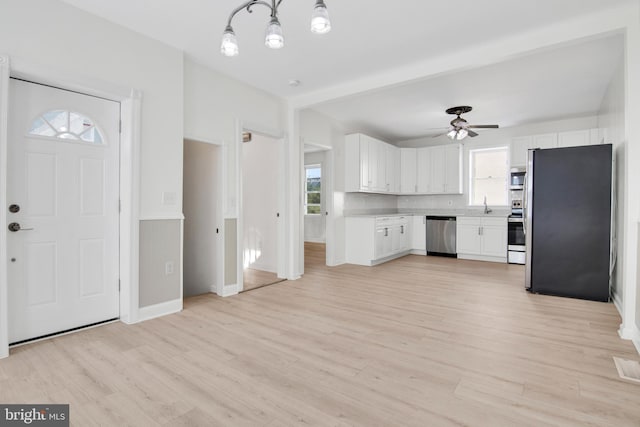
(8, 222), (34, 232)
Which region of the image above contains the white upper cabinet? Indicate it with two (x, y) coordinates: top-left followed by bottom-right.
(557, 129), (601, 148)
(416, 147), (432, 194)
(385, 144), (400, 193)
(400, 148), (417, 193)
(530, 133), (558, 150)
(409, 144), (462, 195)
(510, 136), (531, 168)
(347, 134), (462, 195)
(346, 133), (390, 193)
(444, 144), (462, 194)
(511, 129), (601, 167)
(429, 146), (446, 194)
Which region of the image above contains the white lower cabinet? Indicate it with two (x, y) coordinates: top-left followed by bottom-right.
(411, 215), (427, 254)
(456, 217), (507, 263)
(346, 216), (411, 266)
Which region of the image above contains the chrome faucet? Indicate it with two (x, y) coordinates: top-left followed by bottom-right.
(483, 196), (492, 214)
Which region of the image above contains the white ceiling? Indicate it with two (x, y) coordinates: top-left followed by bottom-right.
(310, 35), (625, 142)
(58, 0), (627, 143)
(60, 0), (632, 99)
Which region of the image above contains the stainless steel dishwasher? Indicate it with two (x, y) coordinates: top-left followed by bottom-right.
(426, 216), (457, 257)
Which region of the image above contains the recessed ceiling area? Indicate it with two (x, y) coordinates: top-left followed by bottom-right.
(59, 0), (633, 98)
(308, 34), (625, 142)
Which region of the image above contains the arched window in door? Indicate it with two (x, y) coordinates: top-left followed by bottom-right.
(28, 110), (105, 144)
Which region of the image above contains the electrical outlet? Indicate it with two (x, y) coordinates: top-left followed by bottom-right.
(165, 261), (174, 275)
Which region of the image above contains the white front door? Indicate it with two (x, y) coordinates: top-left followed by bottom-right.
(7, 79), (120, 344)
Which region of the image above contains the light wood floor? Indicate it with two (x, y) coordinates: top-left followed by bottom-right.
(2, 251), (640, 426)
(242, 268), (285, 292)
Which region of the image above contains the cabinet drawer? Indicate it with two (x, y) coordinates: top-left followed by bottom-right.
(456, 217), (481, 226)
(481, 217), (507, 227)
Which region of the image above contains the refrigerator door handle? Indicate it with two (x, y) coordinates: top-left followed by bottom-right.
(525, 149), (535, 290)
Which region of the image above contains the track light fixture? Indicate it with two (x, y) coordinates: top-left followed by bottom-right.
(221, 0), (331, 57)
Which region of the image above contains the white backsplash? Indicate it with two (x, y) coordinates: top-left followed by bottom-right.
(344, 193), (398, 215)
(397, 194), (468, 210)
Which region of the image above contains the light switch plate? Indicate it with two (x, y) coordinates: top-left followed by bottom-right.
(162, 191), (177, 206)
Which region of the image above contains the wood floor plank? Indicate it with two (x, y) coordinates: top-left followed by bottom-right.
(0, 243), (639, 426)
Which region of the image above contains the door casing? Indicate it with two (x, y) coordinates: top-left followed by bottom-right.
(0, 55), (142, 358)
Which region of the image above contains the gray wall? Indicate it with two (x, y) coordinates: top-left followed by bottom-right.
(183, 140), (220, 297)
(139, 220), (182, 307)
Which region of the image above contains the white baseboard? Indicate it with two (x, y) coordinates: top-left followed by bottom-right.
(248, 262), (277, 274)
(634, 339), (640, 355)
(457, 254), (507, 263)
(138, 299), (182, 322)
(220, 284), (239, 297)
(410, 249), (427, 256)
(612, 290), (623, 317)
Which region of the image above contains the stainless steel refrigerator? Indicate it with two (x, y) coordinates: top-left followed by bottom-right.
(525, 144), (612, 302)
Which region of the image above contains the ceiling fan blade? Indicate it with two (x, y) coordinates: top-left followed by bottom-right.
(431, 132), (448, 138)
(468, 130), (479, 138)
(468, 124), (499, 129)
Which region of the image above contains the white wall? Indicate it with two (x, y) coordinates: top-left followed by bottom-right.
(598, 58), (626, 309)
(1, 0), (184, 218)
(0, 0), (184, 318)
(243, 134), (280, 273)
(397, 116), (599, 211)
(184, 58), (286, 287)
(300, 109), (346, 265)
(183, 140), (220, 297)
(304, 151), (327, 243)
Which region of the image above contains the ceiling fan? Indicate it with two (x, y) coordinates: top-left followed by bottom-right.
(434, 106), (499, 141)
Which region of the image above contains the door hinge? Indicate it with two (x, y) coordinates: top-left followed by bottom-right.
(118, 279), (121, 292)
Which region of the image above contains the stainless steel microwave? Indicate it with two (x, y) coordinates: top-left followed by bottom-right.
(510, 168), (526, 190)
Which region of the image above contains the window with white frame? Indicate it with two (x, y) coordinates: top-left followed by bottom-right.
(305, 165), (321, 215)
(469, 147), (509, 206)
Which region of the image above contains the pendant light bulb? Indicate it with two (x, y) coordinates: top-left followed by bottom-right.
(265, 17), (284, 49)
(311, 0), (331, 34)
(456, 129), (469, 140)
(221, 26), (239, 57)
(447, 129), (457, 140)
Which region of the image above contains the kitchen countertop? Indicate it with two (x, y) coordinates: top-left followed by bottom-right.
(344, 209), (511, 218)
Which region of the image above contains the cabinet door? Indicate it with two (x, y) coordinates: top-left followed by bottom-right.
(480, 225), (507, 258)
(416, 147), (431, 193)
(456, 223), (482, 255)
(400, 148), (417, 193)
(393, 147), (401, 193)
(399, 222), (410, 251)
(444, 144), (462, 194)
(385, 144), (398, 193)
(376, 140), (387, 192)
(390, 225), (401, 253)
(558, 130), (589, 148)
(367, 136), (380, 190)
(531, 133), (558, 150)
(359, 136), (370, 190)
(411, 215), (426, 251)
(511, 136), (531, 167)
(430, 146), (446, 194)
(374, 227), (386, 259)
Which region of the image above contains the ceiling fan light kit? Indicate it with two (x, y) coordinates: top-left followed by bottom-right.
(443, 106), (499, 141)
(221, 0), (331, 57)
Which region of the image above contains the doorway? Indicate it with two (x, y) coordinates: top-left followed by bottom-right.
(7, 78), (120, 344)
(241, 132), (285, 291)
(303, 143), (331, 270)
(183, 139), (223, 298)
